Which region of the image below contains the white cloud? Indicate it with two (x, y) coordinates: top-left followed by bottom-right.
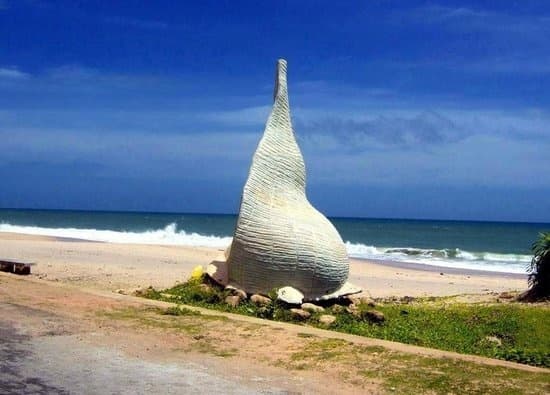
(303, 133), (549, 189)
(0, 67), (30, 80)
(0, 60), (547, 191)
(0, 128), (259, 179)
(295, 107), (550, 151)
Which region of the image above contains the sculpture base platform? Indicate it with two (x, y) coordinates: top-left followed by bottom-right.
(206, 257), (361, 304)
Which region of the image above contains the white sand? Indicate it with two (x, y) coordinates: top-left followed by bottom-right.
(0, 232), (527, 297)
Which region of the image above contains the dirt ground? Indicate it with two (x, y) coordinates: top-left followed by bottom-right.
(0, 273), (378, 394)
(1, 273), (548, 395)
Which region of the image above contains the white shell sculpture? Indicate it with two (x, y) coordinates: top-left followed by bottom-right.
(209, 59), (360, 303)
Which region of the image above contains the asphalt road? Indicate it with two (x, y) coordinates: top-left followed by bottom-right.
(0, 319), (290, 395)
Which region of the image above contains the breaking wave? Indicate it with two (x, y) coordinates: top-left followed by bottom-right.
(345, 242), (529, 274)
(0, 222), (232, 248)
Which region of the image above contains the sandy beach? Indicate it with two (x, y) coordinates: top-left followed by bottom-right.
(0, 232), (528, 297)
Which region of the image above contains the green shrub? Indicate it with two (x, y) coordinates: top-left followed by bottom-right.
(524, 232), (550, 300)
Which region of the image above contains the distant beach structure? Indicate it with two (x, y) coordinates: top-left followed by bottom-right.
(208, 59), (360, 303)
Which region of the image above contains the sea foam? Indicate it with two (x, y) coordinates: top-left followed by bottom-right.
(345, 242), (528, 274)
(0, 222), (232, 248)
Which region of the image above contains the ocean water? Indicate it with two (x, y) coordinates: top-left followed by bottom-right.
(1, 208), (548, 274)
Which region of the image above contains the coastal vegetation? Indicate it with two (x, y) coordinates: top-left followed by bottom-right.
(521, 232), (550, 301)
(141, 276), (550, 368)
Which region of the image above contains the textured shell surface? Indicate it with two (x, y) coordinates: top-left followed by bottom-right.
(227, 59), (350, 300)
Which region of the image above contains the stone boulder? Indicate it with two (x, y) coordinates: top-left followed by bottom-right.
(226, 286), (247, 301)
(365, 310), (385, 323)
(349, 295), (376, 307)
(301, 303), (325, 313)
(331, 304), (346, 314)
(290, 308), (311, 320)
(225, 295), (241, 308)
(251, 294), (271, 306)
(318, 314), (336, 326)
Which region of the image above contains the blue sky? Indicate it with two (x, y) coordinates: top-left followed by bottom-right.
(1, 1), (549, 222)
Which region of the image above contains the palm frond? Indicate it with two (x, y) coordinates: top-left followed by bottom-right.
(526, 232), (550, 299)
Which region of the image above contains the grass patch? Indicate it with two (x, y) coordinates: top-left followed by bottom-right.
(141, 276), (550, 368)
(162, 306), (201, 316)
(297, 332), (317, 338)
(288, 339), (549, 394)
(100, 307), (206, 335)
(332, 302), (550, 368)
(98, 305), (239, 358)
(290, 338), (351, 363)
(375, 353), (549, 395)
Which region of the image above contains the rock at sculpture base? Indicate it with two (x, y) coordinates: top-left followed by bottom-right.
(225, 295), (241, 308)
(301, 303), (325, 313)
(206, 257), (228, 285)
(250, 294), (271, 306)
(365, 310), (385, 323)
(290, 308), (311, 320)
(207, 256), (361, 304)
(277, 286), (304, 304)
(319, 314), (337, 326)
(225, 285), (247, 300)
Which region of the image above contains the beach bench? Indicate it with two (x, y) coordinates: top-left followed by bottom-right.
(0, 259), (34, 275)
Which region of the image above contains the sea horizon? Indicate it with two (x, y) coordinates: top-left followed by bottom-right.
(2, 206), (549, 226)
